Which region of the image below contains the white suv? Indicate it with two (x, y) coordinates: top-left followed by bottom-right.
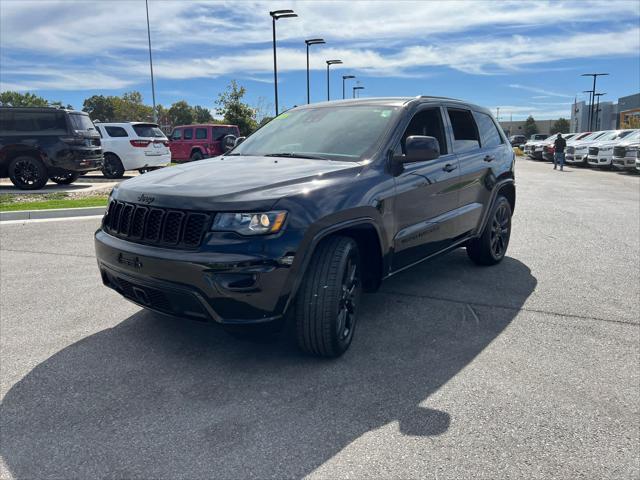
(587, 130), (637, 169)
(94, 122), (171, 178)
(565, 130), (612, 166)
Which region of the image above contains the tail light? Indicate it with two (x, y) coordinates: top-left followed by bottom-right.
(153, 140), (169, 147)
(163, 141), (169, 147)
(130, 140), (151, 147)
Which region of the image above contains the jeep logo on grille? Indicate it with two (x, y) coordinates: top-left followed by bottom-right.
(137, 194), (155, 204)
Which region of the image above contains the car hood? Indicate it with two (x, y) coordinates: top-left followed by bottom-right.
(112, 155), (363, 211)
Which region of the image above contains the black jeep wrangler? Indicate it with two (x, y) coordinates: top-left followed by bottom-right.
(95, 97), (515, 357)
(0, 107), (103, 189)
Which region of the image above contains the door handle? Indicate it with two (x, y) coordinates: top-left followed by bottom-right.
(484, 155), (495, 162)
(442, 163), (457, 173)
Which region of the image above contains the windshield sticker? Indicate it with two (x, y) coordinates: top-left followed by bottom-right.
(275, 113), (290, 120)
(380, 110), (391, 118)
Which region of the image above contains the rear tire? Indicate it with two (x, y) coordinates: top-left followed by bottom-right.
(8, 155), (48, 190)
(294, 236), (362, 358)
(467, 195), (512, 266)
(49, 172), (80, 184)
(190, 151), (203, 161)
(102, 153), (125, 179)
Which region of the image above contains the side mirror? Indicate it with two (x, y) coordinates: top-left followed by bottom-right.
(399, 135), (440, 163)
(222, 134), (237, 152)
(234, 136), (246, 147)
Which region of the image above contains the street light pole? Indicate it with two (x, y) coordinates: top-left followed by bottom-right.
(145, 0), (157, 122)
(581, 73), (609, 130)
(270, 10), (298, 116)
(325, 59), (342, 101)
(342, 75), (355, 99)
(304, 38), (325, 104)
(594, 92), (606, 130)
(353, 86), (364, 98)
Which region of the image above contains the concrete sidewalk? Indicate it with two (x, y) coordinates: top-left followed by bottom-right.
(0, 206), (106, 222)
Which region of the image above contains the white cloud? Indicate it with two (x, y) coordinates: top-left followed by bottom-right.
(1, 1), (638, 92)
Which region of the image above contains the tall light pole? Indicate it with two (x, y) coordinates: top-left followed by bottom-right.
(325, 59), (342, 101)
(342, 75), (355, 99)
(270, 9), (298, 116)
(304, 38), (325, 104)
(145, 0), (157, 122)
(582, 90), (594, 132)
(581, 73), (609, 130)
(353, 86), (364, 98)
(594, 92), (606, 130)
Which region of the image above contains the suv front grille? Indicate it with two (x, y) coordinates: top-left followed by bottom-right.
(103, 200), (211, 249)
(588, 147), (599, 156)
(613, 146), (626, 158)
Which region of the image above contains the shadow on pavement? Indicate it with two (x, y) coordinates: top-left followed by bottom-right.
(1, 251), (536, 479)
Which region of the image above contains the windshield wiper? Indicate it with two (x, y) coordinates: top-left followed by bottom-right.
(264, 152), (328, 160)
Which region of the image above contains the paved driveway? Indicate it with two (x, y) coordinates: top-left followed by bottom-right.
(0, 159), (638, 479)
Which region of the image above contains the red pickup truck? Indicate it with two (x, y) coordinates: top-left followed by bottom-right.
(169, 124), (240, 162)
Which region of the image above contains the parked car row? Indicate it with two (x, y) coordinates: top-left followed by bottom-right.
(0, 106), (242, 189)
(523, 129), (640, 172)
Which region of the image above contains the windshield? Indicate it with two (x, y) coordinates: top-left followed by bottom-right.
(231, 105), (401, 161)
(622, 130), (640, 143)
(133, 123), (165, 138)
(69, 113), (95, 131)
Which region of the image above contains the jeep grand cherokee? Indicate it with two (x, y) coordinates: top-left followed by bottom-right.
(95, 97), (516, 357)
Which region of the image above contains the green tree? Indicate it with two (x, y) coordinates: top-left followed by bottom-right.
(83, 95), (117, 121)
(0, 91), (53, 107)
(523, 115), (538, 137)
(192, 105), (213, 123)
(168, 100), (194, 126)
(215, 80), (257, 136)
(113, 91), (153, 122)
(550, 118), (570, 134)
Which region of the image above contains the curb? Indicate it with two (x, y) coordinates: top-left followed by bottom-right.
(0, 206), (106, 222)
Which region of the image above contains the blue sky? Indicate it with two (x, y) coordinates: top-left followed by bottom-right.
(1, 0), (639, 120)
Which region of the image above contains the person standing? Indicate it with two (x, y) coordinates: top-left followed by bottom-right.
(553, 133), (567, 171)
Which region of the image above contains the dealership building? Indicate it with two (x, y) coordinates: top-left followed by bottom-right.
(500, 93), (639, 137)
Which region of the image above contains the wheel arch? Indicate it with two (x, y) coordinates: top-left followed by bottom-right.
(283, 218), (387, 315)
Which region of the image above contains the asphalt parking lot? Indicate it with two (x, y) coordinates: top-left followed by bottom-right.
(0, 159), (638, 479)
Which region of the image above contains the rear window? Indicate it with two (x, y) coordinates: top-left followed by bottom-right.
(69, 113), (96, 131)
(448, 109), (480, 152)
(132, 123), (165, 138)
(474, 112), (503, 148)
(195, 128), (208, 139)
(212, 126), (238, 141)
(0, 110), (68, 135)
(104, 126), (128, 137)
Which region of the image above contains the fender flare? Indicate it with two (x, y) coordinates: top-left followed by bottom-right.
(476, 178), (516, 237)
(281, 217), (386, 315)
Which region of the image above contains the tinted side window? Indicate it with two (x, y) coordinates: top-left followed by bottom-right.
(474, 112), (503, 148)
(170, 129), (182, 140)
(104, 126), (128, 137)
(195, 128), (208, 139)
(183, 128), (193, 140)
(0, 111), (68, 135)
(447, 109), (480, 152)
(400, 108), (448, 155)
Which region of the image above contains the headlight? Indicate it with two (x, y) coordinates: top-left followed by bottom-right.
(211, 211), (287, 235)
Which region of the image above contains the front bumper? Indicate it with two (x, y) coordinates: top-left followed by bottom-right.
(95, 229), (294, 324)
(612, 157), (637, 169)
(588, 154), (611, 166)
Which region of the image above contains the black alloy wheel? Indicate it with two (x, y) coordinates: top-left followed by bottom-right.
(490, 201), (511, 259)
(466, 195), (512, 266)
(102, 153), (125, 179)
(8, 156), (48, 190)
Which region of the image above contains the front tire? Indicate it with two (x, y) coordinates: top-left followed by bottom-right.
(8, 155), (48, 190)
(467, 195), (512, 266)
(49, 172), (80, 184)
(294, 236), (362, 358)
(102, 153), (125, 179)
